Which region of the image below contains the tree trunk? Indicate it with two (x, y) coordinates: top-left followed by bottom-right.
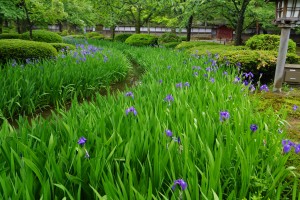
(110, 25), (116, 39)
(135, 8), (141, 33)
(0, 15), (3, 34)
(234, 0), (250, 46)
(58, 22), (63, 32)
(186, 15), (193, 41)
(23, 2), (33, 39)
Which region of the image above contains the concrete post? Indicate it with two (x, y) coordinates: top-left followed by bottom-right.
(273, 27), (291, 92)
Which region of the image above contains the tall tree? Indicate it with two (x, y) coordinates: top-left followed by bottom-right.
(0, 0), (24, 33)
(122, 0), (159, 33)
(96, 0), (125, 38)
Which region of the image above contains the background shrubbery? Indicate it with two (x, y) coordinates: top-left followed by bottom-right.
(158, 32), (182, 44)
(114, 33), (132, 42)
(49, 43), (76, 52)
(22, 30), (63, 43)
(0, 33), (21, 39)
(245, 34), (296, 54)
(125, 34), (158, 46)
(0, 39), (58, 64)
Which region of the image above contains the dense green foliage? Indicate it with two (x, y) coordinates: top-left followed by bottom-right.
(0, 33), (21, 39)
(158, 32), (182, 44)
(64, 35), (87, 39)
(245, 34), (296, 54)
(114, 33), (133, 42)
(0, 40), (298, 199)
(86, 32), (103, 38)
(0, 43), (129, 119)
(49, 43), (76, 52)
(161, 41), (181, 48)
(191, 48), (300, 83)
(22, 30), (63, 43)
(0, 39), (58, 63)
(125, 34), (158, 47)
(90, 35), (105, 40)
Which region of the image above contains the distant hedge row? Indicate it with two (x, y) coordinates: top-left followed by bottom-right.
(0, 30), (62, 43)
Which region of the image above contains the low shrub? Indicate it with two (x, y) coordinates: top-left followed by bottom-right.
(104, 37), (113, 41)
(0, 39), (58, 63)
(245, 34), (296, 54)
(191, 48), (300, 83)
(65, 35), (86, 39)
(125, 34), (158, 47)
(90, 35), (105, 40)
(114, 33), (132, 42)
(22, 30), (63, 43)
(86, 32), (102, 38)
(179, 36), (187, 41)
(0, 33), (21, 39)
(158, 32), (181, 44)
(60, 30), (69, 36)
(49, 43), (76, 52)
(161, 42), (181, 48)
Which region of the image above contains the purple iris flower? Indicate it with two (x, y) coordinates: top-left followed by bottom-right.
(78, 137), (87, 145)
(167, 66), (171, 69)
(250, 124), (258, 132)
(206, 67), (212, 71)
(260, 84), (269, 92)
(243, 80), (249, 86)
(165, 94), (174, 102)
(184, 82), (190, 87)
(125, 91), (134, 98)
(166, 130), (173, 137)
(249, 84), (256, 92)
(220, 111), (230, 122)
(210, 78), (215, 83)
(282, 139), (294, 153)
(176, 82), (183, 88)
(293, 105), (298, 111)
(126, 106), (137, 116)
(223, 71), (228, 75)
(172, 179), (187, 191)
(159, 79), (163, 84)
(234, 76), (240, 83)
(193, 72), (198, 77)
(295, 144), (300, 154)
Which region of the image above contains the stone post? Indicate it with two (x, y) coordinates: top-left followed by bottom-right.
(273, 26), (291, 92)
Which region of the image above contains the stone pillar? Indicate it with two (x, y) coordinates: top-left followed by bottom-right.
(273, 27), (291, 92)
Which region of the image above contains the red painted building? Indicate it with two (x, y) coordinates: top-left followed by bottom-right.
(216, 25), (233, 41)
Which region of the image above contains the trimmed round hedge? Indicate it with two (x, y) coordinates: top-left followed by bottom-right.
(0, 39), (58, 63)
(86, 32), (102, 38)
(22, 30), (63, 43)
(125, 34), (158, 47)
(114, 33), (132, 42)
(0, 33), (21, 39)
(245, 34), (296, 54)
(49, 43), (76, 52)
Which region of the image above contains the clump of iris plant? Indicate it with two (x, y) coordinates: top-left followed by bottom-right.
(220, 111), (230, 122)
(125, 106), (137, 116)
(250, 124), (258, 132)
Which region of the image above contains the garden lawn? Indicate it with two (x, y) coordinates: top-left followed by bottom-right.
(0, 41), (299, 199)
